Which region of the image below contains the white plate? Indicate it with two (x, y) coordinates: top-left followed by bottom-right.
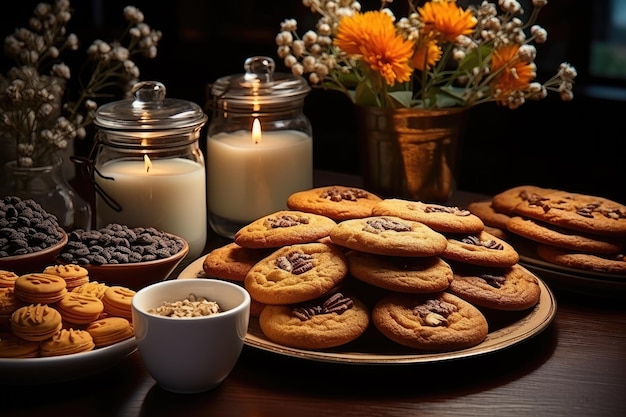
(179, 256), (556, 364)
(0, 337), (137, 384)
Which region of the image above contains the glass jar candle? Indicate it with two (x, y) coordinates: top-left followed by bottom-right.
(93, 81), (208, 259)
(206, 56), (313, 238)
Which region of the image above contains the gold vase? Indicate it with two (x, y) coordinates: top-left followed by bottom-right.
(355, 106), (468, 202)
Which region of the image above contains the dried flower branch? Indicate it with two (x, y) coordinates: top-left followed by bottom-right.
(0, 0), (162, 167)
(276, 0), (577, 109)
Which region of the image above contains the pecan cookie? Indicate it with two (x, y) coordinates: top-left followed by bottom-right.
(441, 231), (519, 268)
(372, 292), (488, 352)
(506, 216), (624, 255)
(511, 190), (626, 237)
(466, 199), (512, 230)
(202, 242), (273, 281)
(329, 216), (448, 257)
(259, 292), (369, 349)
(491, 185), (553, 215)
(536, 244), (626, 275)
(372, 199), (485, 234)
(234, 210), (337, 249)
(286, 185), (382, 221)
(244, 242), (348, 305)
(448, 264), (541, 311)
(346, 250), (453, 293)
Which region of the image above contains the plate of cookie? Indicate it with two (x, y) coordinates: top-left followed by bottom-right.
(0, 271), (138, 384)
(179, 255), (557, 365)
(0, 337), (137, 384)
(513, 239), (626, 298)
(466, 185), (626, 298)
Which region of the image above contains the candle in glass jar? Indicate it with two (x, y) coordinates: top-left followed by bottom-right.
(207, 121), (312, 223)
(95, 156), (207, 259)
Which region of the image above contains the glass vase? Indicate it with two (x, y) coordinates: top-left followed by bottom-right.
(1, 155), (92, 231)
(355, 106), (468, 203)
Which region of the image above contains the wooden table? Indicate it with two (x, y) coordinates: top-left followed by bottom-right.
(2, 176), (625, 417)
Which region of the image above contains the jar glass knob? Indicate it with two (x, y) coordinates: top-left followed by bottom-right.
(131, 81), (166, 105)
(243, 56), (275, 83)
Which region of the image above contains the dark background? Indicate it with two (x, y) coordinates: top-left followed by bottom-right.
(2, 0), (625, 203)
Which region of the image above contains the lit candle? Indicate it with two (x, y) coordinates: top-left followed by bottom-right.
(95, 156), (207, 259)
(207, 120), (312, 225)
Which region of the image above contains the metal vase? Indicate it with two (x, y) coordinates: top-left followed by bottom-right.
(355, 106), (468, 202)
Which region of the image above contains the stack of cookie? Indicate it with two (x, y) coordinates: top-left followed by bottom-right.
(202, 185), (543, 353)
(0, 264), (135, 358)
(468, 185), (626, 275)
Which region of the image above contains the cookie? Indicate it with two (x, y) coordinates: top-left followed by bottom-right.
(0, 332), (40, 358)
(536, 244), (626, 275)
(448, 264), (541, 311)
(329, 216), (448, 257)
(511, 189), (626, 237)
(86, 317), (134, 348)
(234, 210), (337, 249)
(441, 231), (519, 268)
(14, 273), (67, 304)
(466, 199), (512, 230)
(10, 303), (63, 342)
(372, 292), (488, 352)
(56, 292), (105, 325)
(0, 270), (19, 288)
(0, 287), (25, 325)
(40, 328), (95, 357)
(372, 199), (485, 234)
(202, 242), (273, 281)
(102, 286), (136, 321)
(346, 251), (453, 293)
(71, 281), (109, 299)
(244, 242), (348, 305)
(491, 185), (552, 215)
(506, 216), (624, 254)
(259, 292), (370, 349)
(286, 185), (382, 221)
(43, 264), (90, 291)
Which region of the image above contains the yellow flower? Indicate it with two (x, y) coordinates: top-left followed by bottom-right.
(490, 44), (537, 104)
(277, 0), (576, 109)
(412, 40), (442, 71)
(418, 0), (477, 43)
(334, 11), (414, 85)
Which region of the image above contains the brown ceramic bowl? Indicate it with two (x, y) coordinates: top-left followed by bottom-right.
(77, 236), (190, 291)
(0, 228), (68, 275)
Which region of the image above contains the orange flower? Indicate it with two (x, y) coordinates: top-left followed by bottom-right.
(490, 44), (537, 103)
(334, 11), (415, 85)
(418, 0), (477, 43)
(413, 40), (442, 71)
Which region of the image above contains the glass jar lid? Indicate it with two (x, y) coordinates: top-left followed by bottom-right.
(94, 81), (207, 131)
(210, 56), (311, 107)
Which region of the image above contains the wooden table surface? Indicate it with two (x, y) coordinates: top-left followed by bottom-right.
(2, 176), (625, 417)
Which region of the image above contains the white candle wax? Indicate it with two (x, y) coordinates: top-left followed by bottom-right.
(95, 158), (207, 259)
(207, 129), (312, 223)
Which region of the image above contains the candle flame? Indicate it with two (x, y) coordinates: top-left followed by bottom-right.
(144, 154), (152, 173)
(252, 118), (262, 144)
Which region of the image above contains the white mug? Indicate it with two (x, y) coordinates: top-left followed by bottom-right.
(131, 279), (250, 393)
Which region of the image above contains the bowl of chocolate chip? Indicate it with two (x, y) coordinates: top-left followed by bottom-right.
(56, 224), (189, 290)
(0, 196), (69, 275)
